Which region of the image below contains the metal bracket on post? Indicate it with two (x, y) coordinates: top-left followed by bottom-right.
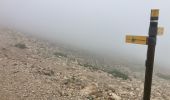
(147, 37), (156, 45)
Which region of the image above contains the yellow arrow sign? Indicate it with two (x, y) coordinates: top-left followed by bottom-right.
(157, 27), (164, 36)
(126, 35), (148, 45)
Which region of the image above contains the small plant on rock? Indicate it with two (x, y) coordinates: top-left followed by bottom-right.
(15, 43), (27, 49)
(108, 69), (129, 80)
(156, 73), (170, 80)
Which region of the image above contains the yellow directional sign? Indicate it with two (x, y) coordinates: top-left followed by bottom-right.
(126, 35), (148, 45)
(157, 27), (164, 36)
(151, 9), (159, 17)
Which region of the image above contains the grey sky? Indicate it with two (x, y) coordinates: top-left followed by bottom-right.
(0, 0), (170, 69)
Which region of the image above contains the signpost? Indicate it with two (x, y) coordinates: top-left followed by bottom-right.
(125, 9), (164, 100)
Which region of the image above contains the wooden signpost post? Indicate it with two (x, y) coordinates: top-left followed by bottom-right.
(125, 9), (164, 100)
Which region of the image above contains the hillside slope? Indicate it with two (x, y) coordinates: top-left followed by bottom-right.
(0, 29), (170, 100)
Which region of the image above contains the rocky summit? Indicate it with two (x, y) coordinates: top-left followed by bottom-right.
(0, 29), (170, 100)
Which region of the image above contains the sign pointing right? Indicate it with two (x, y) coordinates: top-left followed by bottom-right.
(157, 27), (164, 36)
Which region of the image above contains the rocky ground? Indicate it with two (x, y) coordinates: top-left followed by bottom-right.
(0, 29), (170, 100)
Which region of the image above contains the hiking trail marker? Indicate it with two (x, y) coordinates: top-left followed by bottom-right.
(126, 35), (148, 45)
(125, 9), (164, 100)
(157, 27), (164, 36)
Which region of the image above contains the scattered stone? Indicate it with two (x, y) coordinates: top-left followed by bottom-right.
(108, 93), (121, 100)
(0, 29), (169, 100)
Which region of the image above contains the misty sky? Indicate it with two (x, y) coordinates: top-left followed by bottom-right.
(0, 0), (170, 69)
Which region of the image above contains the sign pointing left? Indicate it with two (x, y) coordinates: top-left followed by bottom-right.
(126, 35), (148, 45)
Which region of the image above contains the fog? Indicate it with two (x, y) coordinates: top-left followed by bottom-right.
(0, 0), (170, 69)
